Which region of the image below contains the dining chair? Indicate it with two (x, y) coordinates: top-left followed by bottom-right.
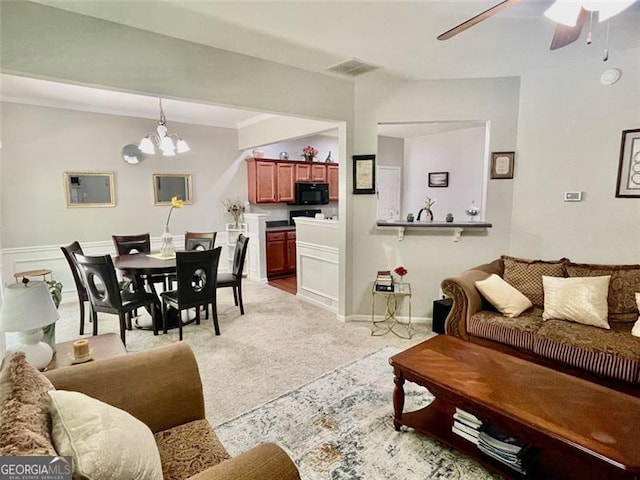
(185, 231), (217, 251)
(112, 233), (169, 291)
(60, 241), (91, 335)
(74, 253), (159, 346)
(217, 234), (249, 315)
(160, 247), (222, 340)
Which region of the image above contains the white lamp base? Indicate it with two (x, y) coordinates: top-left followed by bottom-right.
(15, 328), (53, 370)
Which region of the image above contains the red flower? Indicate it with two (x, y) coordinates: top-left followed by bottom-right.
(394, 266), (408, 277)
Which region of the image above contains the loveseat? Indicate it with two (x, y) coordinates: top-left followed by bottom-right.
(441, 255), (640, 396)
(0, 342), (301, 480)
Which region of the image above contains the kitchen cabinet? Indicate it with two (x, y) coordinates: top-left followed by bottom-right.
(328, 164), (339, 200)
(266, 230), (296, 277)
(247, 158), (338, 204)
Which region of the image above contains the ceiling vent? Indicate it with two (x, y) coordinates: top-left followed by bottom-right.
(326, 58), (380, 77)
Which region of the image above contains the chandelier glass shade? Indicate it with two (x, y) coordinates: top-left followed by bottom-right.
(139, 98), (190, 156)
(544, 1), (637, 26)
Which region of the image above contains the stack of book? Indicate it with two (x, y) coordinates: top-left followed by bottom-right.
(375, 270), (394, 292)
(452, 408), (482, 445)
(477, 424), (539, 475)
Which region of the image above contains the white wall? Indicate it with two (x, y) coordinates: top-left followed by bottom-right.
(1, 102), (243, 248)
(353, 74), (520, 318)
(403, 127), (485, 221)
(377, 136), (404, 168)
(511, 48), (640, 263)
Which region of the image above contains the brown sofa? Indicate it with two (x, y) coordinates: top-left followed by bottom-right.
(441, 256), (640, 397)
(19, 342), (301, 480)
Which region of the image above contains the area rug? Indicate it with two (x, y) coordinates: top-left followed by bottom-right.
(215, 347), (499, 479)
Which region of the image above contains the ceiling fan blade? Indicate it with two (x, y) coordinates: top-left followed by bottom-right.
(549, 8), (588, 50)
(437, 0), (522, 41)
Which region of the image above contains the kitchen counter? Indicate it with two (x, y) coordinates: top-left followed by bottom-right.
(265, 225), (296, 232)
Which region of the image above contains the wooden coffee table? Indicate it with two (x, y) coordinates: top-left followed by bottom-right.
(389, 335), (640, 479)
(45, 333), (127, 370)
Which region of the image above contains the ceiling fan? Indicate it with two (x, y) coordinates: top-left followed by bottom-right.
(437, 0), (638, 51)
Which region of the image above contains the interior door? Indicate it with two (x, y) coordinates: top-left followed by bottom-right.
(377, 166), (401, 220)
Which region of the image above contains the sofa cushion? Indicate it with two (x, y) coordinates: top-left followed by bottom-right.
(0, 352), (56, 456)
(154, 419), (231, 480)
(49, 390), (163, 480)
(535, 320), (640, 383)
(468, 308), (545, 352)
(475, 274), (533, 317)
(542, 276), (611, 329)
(502, 255), (568, 307)
(567, 262), (640, 322)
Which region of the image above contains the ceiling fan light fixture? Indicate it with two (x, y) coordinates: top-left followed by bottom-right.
(544, 1), (583, 26)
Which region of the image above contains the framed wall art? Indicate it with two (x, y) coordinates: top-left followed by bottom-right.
(490, 151), (515, 179)
(428, 171), (449, 188)
(615, 128), (640, 198)
(64, 171), (115, 208)
(153, 173), (194, 205)
(353, 154), (376, 194)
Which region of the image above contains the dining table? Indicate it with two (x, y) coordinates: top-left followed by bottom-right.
(113, 252), (178, 331)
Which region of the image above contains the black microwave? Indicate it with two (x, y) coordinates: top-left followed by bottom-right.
(291, 182), (329, 205)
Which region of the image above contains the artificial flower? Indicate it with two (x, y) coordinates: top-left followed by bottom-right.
(165, 196), (184, 228)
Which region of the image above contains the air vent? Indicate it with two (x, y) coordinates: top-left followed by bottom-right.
(326, 58), (380, 77)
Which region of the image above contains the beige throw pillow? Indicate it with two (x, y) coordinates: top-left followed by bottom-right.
(475, 274), (533, 317)
(49, 390), (163, 480)
(632, 293), (640, 338)
(542, 275), (611, 329)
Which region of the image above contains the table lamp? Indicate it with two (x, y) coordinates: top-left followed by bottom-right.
(1, 281), (59, 369)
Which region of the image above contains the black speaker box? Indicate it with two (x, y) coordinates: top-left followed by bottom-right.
(432, 298), (453, 334)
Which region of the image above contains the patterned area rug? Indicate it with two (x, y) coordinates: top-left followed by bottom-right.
(215, 347), (499, 479)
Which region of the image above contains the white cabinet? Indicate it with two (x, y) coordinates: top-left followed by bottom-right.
(225, 223), (248, 273)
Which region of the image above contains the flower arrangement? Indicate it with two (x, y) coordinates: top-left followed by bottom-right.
(302, 145), (318, 162)
(424, 197), (437, 210)
(165, 196), (184, 229)
(223, 198), (246, 227)
(394, 265), (408, 283)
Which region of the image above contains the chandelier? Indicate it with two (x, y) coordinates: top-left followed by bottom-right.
(544, 1), (637, 26)
(139, 98), (190, 156)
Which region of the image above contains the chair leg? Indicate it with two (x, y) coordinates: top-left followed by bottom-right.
(118, 313), (127, 346)
(232, 287), (239, 306)
(150, 302), (158, 336)
(237, 283), (245, 315)
(162, 299), (169, 334)
(92, 310), (99, 336)
(79, 299), (86, 335)
(212, 297), (221, 336)
(195, 306), (201, 325)
(178, 308), (183, 341)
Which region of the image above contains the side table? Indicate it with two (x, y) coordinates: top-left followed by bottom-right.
(45, 333), (127, 371)
(371, 282), (413, 339)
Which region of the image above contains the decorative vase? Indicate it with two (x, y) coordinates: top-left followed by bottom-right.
(446, 213), (454, 223)
(406, 213), (415, 223)
(465, 202), (480, 222)
(160, 225), (175, 257)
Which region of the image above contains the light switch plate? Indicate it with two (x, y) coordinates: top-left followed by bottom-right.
(564, 191), (582, 202)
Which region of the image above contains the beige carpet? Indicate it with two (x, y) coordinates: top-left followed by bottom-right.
(52, 280), (435, 425)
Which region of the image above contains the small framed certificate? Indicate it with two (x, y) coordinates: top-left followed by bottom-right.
(353, 154), (376, 194)
(490, 152), (515, 179)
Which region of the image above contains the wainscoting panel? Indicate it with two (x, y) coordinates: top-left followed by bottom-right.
(0, 234), (234, 302)
(297, 241), (339, 312)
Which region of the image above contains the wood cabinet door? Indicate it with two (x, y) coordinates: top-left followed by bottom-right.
(277, 163), (295, 202)
(328, 165), (339, 200)
(295, 164), (311, 182)
(286, 231), (297, 272)
(266, 232), (287, 276)
(255, 161), (278, 203)
(311, 164), (327, 182)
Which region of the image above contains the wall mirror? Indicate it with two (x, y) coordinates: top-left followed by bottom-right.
(376, 121), (487, 222)
(64, 172), (115, 208)
(153, 173), (193, 205)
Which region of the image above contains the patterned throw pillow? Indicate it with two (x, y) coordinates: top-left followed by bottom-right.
(502, 255), (568, 307)
(0, 352), (56, 456)
(567, 262), (640, 322)
(632, 293), (640, 338)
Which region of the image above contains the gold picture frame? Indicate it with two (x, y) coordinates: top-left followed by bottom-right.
(64, 171), (115, 208)
(153, 173), (194, 205)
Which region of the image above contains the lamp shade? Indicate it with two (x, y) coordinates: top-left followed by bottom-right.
(1, 281), (59, 332)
